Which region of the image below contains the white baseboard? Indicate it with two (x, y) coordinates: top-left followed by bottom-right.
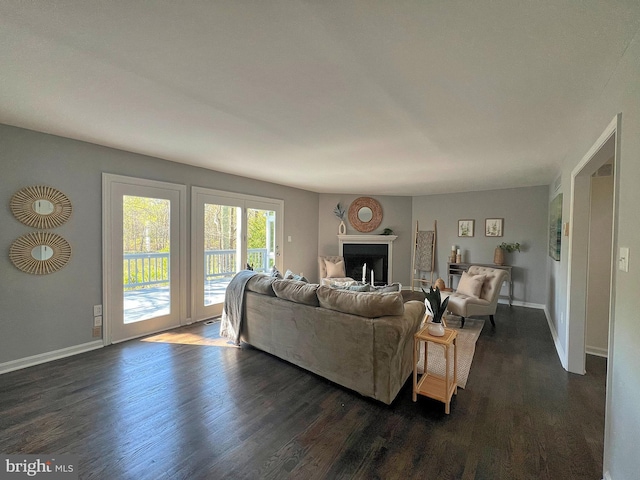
(544, 306), (568, 370)
(586, 345), (608, 358)
(0, 341), (104, 375)
(504, 300), (546, 309)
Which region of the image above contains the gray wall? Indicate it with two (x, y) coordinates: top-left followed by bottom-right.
(318, 194), (413, 285)
(0, 124), (319, 364)
(412, 186), (549, 306)
(546, 30), (640, 480)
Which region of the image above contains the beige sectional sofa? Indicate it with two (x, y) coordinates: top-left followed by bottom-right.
(240, 275), (426, 405)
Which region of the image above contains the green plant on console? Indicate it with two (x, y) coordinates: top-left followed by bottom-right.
(422, 286), (449, 324)
(498, 242), (521, 253)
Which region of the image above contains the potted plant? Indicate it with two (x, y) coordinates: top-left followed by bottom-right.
(494, 242), (520, 266)
(422, 285), (449, 336)
(334, 203), (346, 235)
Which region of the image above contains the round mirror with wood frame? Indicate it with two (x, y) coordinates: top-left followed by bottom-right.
(10, 185), (72, 229)
(9, 231), (72, 275)
(348, 197), (383, 233)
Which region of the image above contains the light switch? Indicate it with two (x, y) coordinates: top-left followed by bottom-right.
(287, 236), (292, 242)
(618, 247), (629, 272)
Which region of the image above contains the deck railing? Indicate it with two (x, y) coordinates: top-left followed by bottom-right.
(123, 248), (270, 289)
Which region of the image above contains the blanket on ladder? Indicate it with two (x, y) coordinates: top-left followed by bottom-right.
(220, 270), (258, 345)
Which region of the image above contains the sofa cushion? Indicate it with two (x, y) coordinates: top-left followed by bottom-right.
(325, 259), (346, 278)
(246, 274), (277, 296)
(457, 271), (485, 298)
(273, 279), (320, 306)
(317, 285), (404, 318)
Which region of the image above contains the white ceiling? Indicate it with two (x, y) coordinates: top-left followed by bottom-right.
(1, 1), (639, 195)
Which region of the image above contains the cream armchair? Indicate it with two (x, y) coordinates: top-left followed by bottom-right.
(446, 265), (508, 328)
(318, 256), (355, 286)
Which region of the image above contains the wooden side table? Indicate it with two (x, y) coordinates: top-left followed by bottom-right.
(412, 326), (458, 414)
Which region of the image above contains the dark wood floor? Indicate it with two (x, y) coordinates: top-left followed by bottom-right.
(0, 305), (606, 480)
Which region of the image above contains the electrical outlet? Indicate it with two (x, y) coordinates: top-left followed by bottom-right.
(93, 304), (102, 316)
(94, 315), (102, 327)
(92, 326), (101, 338)
(618, 247), (629, 272)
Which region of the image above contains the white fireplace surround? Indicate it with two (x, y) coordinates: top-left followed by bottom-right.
(338, 235), (398, 285)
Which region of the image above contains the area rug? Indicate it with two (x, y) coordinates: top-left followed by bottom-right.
(416, 317), (484, 388)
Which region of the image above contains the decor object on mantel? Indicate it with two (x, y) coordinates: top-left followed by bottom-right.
(333, 202), (347, 235)
(422, 285), (449, 337)
(382, 227), (394, 235)
(348, 196), (382, 233)
(494, 242), (520, 266)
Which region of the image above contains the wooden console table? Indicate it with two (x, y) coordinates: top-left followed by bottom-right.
(447, 262), (513, 306)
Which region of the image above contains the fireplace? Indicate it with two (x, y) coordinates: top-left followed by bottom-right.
(338, 234), (397, 285)
(343, 243), (388, 286)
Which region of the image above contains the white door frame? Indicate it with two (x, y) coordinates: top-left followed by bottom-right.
(102, 173), (187, 345)
(566, 114), (620, 476)
(566, 114), (619, 373)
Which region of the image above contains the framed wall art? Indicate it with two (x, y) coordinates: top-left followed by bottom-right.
(549, 193), (563, 261)
(485, 218), (503, 237)
(458, 219), (474, 237)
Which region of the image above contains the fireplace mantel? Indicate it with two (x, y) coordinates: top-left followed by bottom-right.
(338, 235), (398, 284)
(338, 235), (397, 244)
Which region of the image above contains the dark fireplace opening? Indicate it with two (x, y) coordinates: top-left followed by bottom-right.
(343, 243), (388, 286)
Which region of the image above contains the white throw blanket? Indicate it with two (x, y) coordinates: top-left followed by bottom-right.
(220, 270), (258, 345)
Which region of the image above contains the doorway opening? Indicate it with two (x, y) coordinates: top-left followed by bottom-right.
(566, 115), (619, 374)
(566, 114), (620, 477)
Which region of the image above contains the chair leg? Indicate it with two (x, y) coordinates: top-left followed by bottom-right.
(460, 316), (465, 328)
(490, 314), (495, 327)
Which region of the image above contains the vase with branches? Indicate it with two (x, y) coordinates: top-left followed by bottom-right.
(334, 203), (347, 235)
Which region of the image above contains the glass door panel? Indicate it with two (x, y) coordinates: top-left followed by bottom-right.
(122, 195), (171, 323)
(204, 203), (241, 307)
(247, 207), (276, 273)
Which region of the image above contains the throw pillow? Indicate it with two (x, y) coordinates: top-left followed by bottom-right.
(270, 266), (283, 278)
(331, 282), (370, 292)
(292, 273), (308, 283)
(370, 282), (401, 292)
(284, 269), (295, 280)
(325, 259), (345, 278)
(456, 271), (486, 298)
